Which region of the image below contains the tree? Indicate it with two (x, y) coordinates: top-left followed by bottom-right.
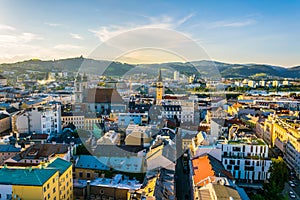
(263, 156), (288, 200)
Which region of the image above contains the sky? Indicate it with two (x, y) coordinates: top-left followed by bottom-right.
(0, 0), (299, 67)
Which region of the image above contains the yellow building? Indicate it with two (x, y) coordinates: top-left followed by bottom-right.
(263, 114), (300, 178)
(0, 167), (59, 200)
(156, 69), (164, 105)
(0, 157), (73, 200)
(46, 158), (73, 200)
(84, 117), (103, 131)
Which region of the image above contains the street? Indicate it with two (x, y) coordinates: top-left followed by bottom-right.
(175, 155), (191, 200)
(282, 175), (300, 199)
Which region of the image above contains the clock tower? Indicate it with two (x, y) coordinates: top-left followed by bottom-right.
(156, 69), (164, 104)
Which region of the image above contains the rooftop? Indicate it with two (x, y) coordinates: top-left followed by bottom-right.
(46, 157), (72, 175)
(75, 155), (144, 173)
(227, 138), (266, 146)
(0, 167), (58, 186)
(0, 144), (21, 152)
(74, 174), (142, 190)
(192, 154), (233, 186)
(9, 144), (69, 162)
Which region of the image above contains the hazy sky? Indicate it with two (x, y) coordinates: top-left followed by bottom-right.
(0, 0), (299, 67)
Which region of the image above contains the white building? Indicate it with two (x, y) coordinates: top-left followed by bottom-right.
(217, 138), (271, 183)
(16, 104), (62, 136)
(162, 99), (196, 123)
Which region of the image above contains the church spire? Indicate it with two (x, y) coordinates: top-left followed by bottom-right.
(158, 69), (162, 82)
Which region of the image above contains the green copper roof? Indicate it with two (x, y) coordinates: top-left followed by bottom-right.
(46, 158), (72, 175)
(0, 168), (58, 186)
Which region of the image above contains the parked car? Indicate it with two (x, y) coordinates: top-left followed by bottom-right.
(289, 193), (296, 199)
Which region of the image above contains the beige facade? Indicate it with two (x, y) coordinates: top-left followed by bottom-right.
(0, 114), (10, 134)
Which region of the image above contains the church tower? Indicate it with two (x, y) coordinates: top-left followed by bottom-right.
(156, 69), (164, 104)
(75, 73), (88, 103)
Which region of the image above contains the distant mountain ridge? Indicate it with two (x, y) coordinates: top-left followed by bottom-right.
(0, 57), (299, 78)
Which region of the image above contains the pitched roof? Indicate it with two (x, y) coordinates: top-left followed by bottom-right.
(75, 155), (144, 173)
(10, 144), (68, 161)
(213, 184), (242, 200)
(46, 157), (72, 175)
(0, 145), (21, 152)
(85, 88), (123, 103)
(0, 113), (9, 120)
(0, 168), (58, 186)
(192, 154), (233, 186)
(6, 106), (19, 114)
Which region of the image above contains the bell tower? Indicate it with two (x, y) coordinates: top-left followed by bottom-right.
(156, 69), (164, 105)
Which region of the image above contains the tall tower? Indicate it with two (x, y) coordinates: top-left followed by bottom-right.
(156, 69), (164, 104)
(75, 73), (88, 103)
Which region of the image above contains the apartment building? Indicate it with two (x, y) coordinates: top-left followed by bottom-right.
(217, 137), (271, 183)
(16, 104), (62, 136)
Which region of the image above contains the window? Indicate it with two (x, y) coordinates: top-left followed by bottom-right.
(48, 193), (50, 199)
(44, 187), (46, 192)
(53, 187), (56, 193)
(234, 166), (240, 170)
(47, 183), (50, 189)
(227, 165), (232, 170)
(79, 172), (83, 178)
(87, 172), (91, 178)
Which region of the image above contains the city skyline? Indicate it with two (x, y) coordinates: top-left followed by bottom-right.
(0, 0), (300, 67)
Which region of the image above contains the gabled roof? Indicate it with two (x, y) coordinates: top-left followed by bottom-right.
(46, 157), (72, 175)
(213, 184), (242, 200)
(192, 154), (233, 186)
(9, 144), (68, 161)
(0, 168), (58, 186)
(6, 106), (19, 114)
(85, 88), (123, 103)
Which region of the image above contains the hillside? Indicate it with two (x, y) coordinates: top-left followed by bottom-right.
(0, 57), (299, 78)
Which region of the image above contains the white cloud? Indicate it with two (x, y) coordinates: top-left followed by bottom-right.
(90, 14), (195, 42)
(0, 24), (16, 31)
(209, 19), (256, 28)
(0, 32), (43, 44)
(44, 22), (63, 27)
(54, 44), (81, 50)
(70, 33), (84, 40)
(177, 13), (195, 26)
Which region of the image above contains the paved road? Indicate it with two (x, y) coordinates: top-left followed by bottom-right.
(283, 183), (300, 200)
(175, 155), (191, 200)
